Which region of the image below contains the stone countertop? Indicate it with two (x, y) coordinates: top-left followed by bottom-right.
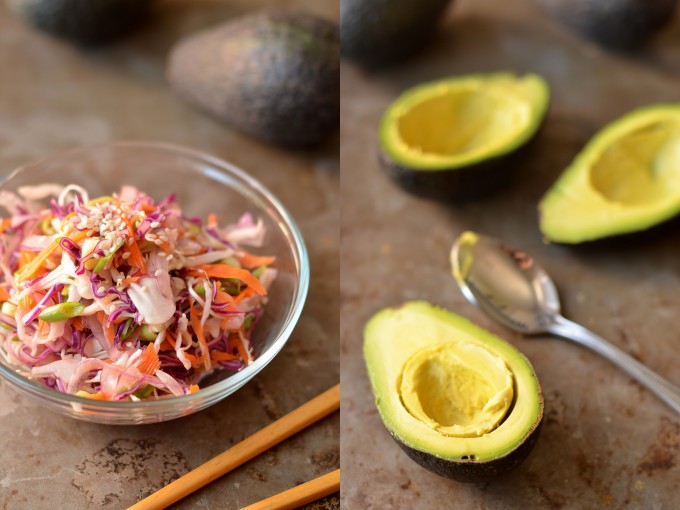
(341, 0), (680, 508)
(0, 1), (338, 508)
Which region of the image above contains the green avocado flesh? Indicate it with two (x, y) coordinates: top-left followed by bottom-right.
(540, 104), (680, 243)
(379, 73), (549, 170)
(364, 302), (543, 478)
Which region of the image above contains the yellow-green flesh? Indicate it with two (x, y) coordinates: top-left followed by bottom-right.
(364, 302), (542, 462)
(399, 343), (514, 438)
(380, 73), (549, 170)
(540, 104), (680, 243)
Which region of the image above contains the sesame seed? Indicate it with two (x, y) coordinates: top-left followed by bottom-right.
(150, 221), (160, 228)
(159, 235), (168, 242)
(167, 255), (174, 261)
(154, 269), (163, 277)
(154, 239), (163, 246)
(121, 252), (131, 260)
(141, 286), (148, 292)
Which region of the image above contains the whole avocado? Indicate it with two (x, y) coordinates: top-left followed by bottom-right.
(341, 0), (452, 67)
(535, 0), (678, 50)
(167, 11), (339, 147)
(7, 0), (153, 45)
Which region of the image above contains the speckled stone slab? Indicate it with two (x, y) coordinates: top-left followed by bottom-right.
(341, 0), (680, 508)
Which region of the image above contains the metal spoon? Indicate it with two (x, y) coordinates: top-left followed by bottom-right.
(451, 231), (680, 416)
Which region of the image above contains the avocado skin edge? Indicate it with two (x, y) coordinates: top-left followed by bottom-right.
(379, 131), (540, 201)
(392, 405), (544, 483)
(7, 0), (153, 45)
(341, 0), (452, 67)
(534, 0), (678, 50)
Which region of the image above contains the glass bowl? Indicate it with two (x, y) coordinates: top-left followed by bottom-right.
(0, 141), (309, 424)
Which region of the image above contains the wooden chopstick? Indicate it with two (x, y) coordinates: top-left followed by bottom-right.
(129, 383), (340, 510)
(241, 469), (340, 510)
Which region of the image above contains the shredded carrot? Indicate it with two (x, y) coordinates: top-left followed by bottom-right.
(0, 218), (11, 234)
(69, 229), (94, 244)
(121, 276), (141, 286)
(235, 332), (251, 365)
(17, 236), (64, 281)
(137, 346), (161, 375)
(235, 286), (257, 304)
(183, 352), (202, 368)
(187, 264), (267, 295)
(158, 330), (176, 351)
(0, 287), (9, 302)
(207, 213), (217, 228)
(38, 319), (49, 336)
(190, 304), (211, 371)
(211, 351), (239, 362)
(99, 311), (115, 345)
(83, 392), (109, 400)
(71, 316), (84, 331)
(237, 253), (275, 269)
(189, 384), (200, 393)
(158, 241), (172, 254)
(122, 216), (146, 273)
(19, 293), (37, 312)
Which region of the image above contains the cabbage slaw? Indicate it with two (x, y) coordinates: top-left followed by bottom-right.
(0, 184), (276, 401)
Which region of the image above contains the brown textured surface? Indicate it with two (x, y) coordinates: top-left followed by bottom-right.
(341, 0), (680, 508)
(0, 1), (338, 508)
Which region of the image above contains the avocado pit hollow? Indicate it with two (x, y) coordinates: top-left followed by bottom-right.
(398, 343), (514, 438)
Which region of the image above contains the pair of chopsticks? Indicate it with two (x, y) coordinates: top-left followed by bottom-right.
(129, 384), (340, 510)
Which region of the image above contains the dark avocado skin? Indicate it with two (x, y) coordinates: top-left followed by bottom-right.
(7, 0), (152, 45)
(392, 402), (544, 482)
(535, 0), (678, 50)
(168, 11), (339, 147)
(341, 0), (452, 66)
(380, 130), (540, 201)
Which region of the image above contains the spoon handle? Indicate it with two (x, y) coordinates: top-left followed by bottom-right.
(548, 315), (680, 416)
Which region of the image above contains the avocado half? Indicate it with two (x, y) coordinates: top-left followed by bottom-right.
(540, 104), (680, 243)
(379, 73), (550, 199)
(364, 302), (544, 482)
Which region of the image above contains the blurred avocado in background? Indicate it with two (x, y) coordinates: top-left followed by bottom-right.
(341, 0), (452, 67)
(6, 0), (153, 45)
(535, 0), (678, 50)
(167, 10), (340, 147)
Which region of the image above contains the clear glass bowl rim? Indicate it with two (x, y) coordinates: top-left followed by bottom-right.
(0, 140), (310, 410)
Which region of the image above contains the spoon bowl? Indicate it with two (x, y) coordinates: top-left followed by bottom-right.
(451, 231), (680, 416)
(451, 231), (560, 334)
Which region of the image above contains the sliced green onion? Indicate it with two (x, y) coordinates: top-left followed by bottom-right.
(243, 315), (254, 329)
(1, 301), (16, 316)
(220, 257), (241, 268)
(0, 322), (14, 331)
(93, 240), (124, 273)
(38, 302), (85, 322)
(86, 195), (115, 206)
(251, 266), (266, 279)
(133, 385), (155, 399)
(140, 324), (159, 341)
(120, 318), (135, 340)
(39, 218), (55, 235)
